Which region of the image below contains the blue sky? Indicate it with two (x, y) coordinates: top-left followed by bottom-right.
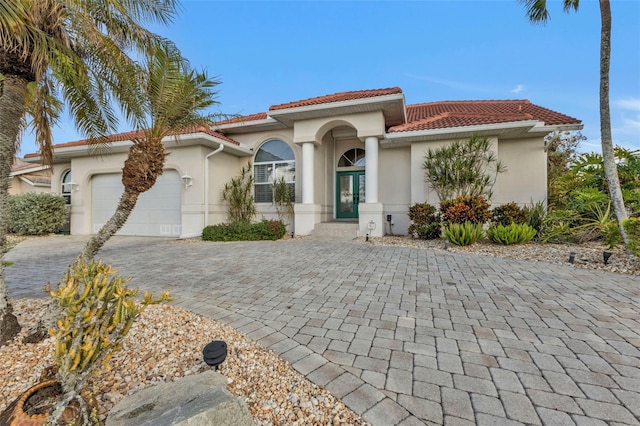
(18, 0), (640, 157)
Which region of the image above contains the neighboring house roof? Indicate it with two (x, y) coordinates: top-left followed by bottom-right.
(269, 87), (403, 111)
(11, 158), (51, 187)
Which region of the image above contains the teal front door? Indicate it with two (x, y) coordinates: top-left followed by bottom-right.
(336, 171), (365, 219)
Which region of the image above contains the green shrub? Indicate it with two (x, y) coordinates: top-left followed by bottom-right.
(440, 195), (491, 225)
(539, 209), (577, 243)
(8, 192), (68, 235)
(407, 202), (441, 239)
(203, 219), (286, 241)
(522, 201), (547, 234)
(491, 202), (527, 226)
(443, 221), (484, 246)
(623, 218), (640, 255)
(487, 223), (537, 245)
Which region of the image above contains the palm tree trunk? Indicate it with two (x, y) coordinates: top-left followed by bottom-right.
(0, 75), (28, 345)
(78, 188), (141, 262)
(599, 0), (630, 248)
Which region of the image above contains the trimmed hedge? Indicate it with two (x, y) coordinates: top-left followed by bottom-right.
(203, 219), (286, 241)
(8, 193), (68, 235)
(623, 218), (640, 255)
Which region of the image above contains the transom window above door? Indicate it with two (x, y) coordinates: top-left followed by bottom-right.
(254, 140), (295, 203)
(338, 148), (365, 167)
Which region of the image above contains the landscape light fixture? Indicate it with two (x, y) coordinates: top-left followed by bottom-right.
(203, 340), (227, 371)
(603, 251), (612, 265)
(568, 251), (576, 264)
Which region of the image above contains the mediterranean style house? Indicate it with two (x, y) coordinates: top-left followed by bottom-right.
(24, 87), (582, 238)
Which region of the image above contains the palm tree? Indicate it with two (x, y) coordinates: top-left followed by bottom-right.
(78, 47), (220, 260)
(520, 0), (630, 248)
(0, 0), (180, 345)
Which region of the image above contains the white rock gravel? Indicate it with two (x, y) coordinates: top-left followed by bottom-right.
(366, 235), (640, 276)
(0, 299), (368, 425)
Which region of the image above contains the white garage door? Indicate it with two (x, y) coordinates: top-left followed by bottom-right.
(92, 170), (182, 237)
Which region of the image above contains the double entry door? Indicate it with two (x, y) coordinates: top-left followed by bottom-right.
(336, 171), (365, 219)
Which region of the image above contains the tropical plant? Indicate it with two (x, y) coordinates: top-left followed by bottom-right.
(222, 162), (257, 223)
(422, 135), (506, 201)
(520, 0), (630, 250)
(491, 202), (527, 226)
(443, 221), (485, 246)
(47, 259), (170, 423)
(622, 218), (640, 255)
(273, 176), (295, 225)
(0, 0), (180, 345)
(78, 46), (220, 261)
(487, 223), (537, 245)
(522, 201), (547, 237)
(440, 195), (491, 225)
(407, 202), (441, 239)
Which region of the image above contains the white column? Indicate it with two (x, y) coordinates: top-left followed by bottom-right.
(302, 142), (314, 204)
(365, 136), (379, 203)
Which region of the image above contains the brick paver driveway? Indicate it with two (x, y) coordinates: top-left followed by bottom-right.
(6, 236), (640, 425)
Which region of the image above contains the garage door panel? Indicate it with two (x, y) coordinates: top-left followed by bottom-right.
(91, 171), (181, 237)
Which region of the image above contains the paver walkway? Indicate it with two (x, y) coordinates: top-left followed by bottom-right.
(6, 235), (640, 425)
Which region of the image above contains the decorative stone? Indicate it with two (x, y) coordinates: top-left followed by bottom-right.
(105, 371), (254, 426)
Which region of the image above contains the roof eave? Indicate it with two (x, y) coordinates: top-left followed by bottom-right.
(268, 93), (406, 127)
(25, 132), (253, 162)
(381, 120), (542, 146)
(18, 176), (51, 187)
(215, 117), (287, 134)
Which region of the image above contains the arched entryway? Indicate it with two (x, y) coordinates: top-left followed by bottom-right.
(336, 148), (365, 219)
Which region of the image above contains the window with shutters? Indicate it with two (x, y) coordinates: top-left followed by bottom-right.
(254, 140), (295, 203)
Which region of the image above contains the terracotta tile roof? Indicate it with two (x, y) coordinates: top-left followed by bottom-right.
(269, 87), (403, 111)
(24, 126), (239, 158)
(389, 112), (536, 132)
(215, 112), (269, 125)
(390, 100), (581, 133)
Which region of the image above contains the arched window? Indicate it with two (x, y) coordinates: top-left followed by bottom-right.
(338, 148), (366, 167)
(61, 170), (72, 204)
(254, 140), (295, 203)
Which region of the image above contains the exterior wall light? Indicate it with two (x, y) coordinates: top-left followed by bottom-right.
(181, 174), (193, 188)
(62, 182), (79, 192)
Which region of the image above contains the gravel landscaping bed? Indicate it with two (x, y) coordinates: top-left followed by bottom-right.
(0, 299), (367, 425)
(366, 235), (640, 276)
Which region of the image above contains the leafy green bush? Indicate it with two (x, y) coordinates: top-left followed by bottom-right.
(623, 218), (640, 255)
(522, 201), (547, 234)
(491, 202), (527, 226)
(443, 221), (484, 246)
(440, 195), (491, 225)
(487, 223), (537, 245)
(8, 193), (68, 235)
(539, 209), (578, 243)
(203, 219), (286, 241)
(407, 202), (441, 239)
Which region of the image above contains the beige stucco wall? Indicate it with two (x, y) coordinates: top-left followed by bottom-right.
(409, 135), (546, 211)
(206, 148), (247, 226)
(494, 137), (547, 206)
(8, 177), (50, 195)
(379, 146), (411, 234)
